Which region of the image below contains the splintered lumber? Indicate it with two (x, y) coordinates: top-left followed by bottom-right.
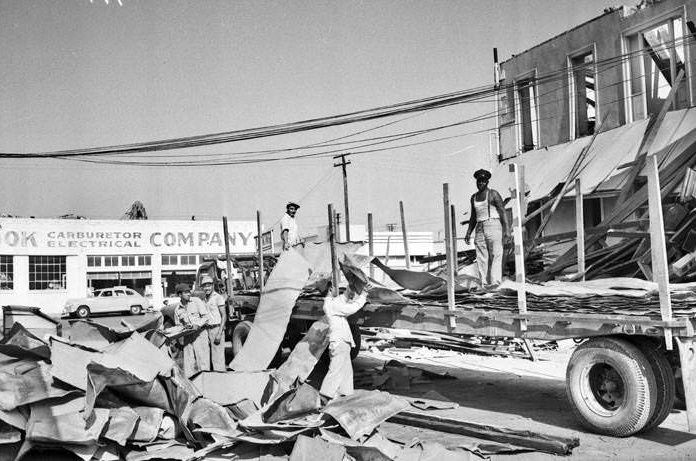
(389, 411), (579, 456)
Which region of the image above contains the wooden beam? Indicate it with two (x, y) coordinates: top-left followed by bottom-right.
(256, 211), (264, 292)
(389, 411), (579, 456)
(647, 155), (673, 350)
(450, 204), (458, 276)
(400, 201), (411, 269)
(328, 204), (339, 296)
(443, 183), (456, 330)
(575, 178), (585, 281)
(510, 164), (527, 331)
(368, 213), (375, 279)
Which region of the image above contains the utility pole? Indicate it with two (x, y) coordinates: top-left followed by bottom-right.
(333, 153), (352, 241)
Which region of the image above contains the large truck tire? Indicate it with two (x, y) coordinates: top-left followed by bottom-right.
(232, 320), (253, 357)
(566, 336), (657, 437)
(629, 337), (676, 432)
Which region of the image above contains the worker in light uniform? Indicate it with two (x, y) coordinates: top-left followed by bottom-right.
(280, 202), (301, 251)
(173, 283), (211, 377)
(320, 285), (368, 398)
(464, 169), (510, 288)
(201, 274), (227, 371)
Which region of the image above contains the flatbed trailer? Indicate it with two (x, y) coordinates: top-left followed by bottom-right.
(231, 290), (696, 438)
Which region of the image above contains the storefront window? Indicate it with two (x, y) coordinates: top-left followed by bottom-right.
(180, 255), (197, 265)
(29, 256), (66, 290)
(0, 256), (13, 290)
(104, 256), (119, 267)
(87, 256), (101, 267)
(137, 255), (151, 266)
(122, 256), (136, 266)
(162, 255), (178, 265)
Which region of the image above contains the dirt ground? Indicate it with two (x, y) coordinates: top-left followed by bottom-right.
(352, 342), (696, 460)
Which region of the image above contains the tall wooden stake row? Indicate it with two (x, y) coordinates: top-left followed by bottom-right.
(443, 184), (456, 329)
(647, 155), (673, 350)
(368, 213), (375, 279)
(400, 201), (411, 269)
(450, 204), (458, 276)
(510, 164), (527, 331)
(256, 211), (264, 292)
(328, 204), (339, 296)
(575, 178), (585, 280)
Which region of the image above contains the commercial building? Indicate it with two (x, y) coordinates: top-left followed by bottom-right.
(0, 218), (256, 315)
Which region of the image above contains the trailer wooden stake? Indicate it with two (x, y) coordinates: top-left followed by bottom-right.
(328, 204), (339, 296)
(450, 204), (458, 276)
(368, 213), (375, 279)
(222, 217), (235, 306)
(400, 201), (410, 269)
(443, 184), (456, 330)
(256, 210), (264, 292)
(575, 178), (585, 281)
(647, 155), (673, 350)
(510, 164), (527, 331)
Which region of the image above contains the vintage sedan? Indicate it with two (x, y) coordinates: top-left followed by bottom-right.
(63, 286), (150, 318)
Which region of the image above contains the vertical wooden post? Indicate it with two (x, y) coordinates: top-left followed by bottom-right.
(400, 201), (411, 269)
(256, 211), (264, 292)
(368, 213), (375, 279)
(575, 178), (585, 281)
(451, 204), (458, 276)
(328, 204), (339, 296)
(222, 217), (234, 300)
(443, 184), (456, 329)
(509, 164), (527, 331)
(647, 155), (673, 350)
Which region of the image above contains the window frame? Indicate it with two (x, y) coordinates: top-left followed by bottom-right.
(621, 6), (692, 123)
(567, 43), (599, 140)
(0, 255), (14, 290)
(28, 255), (67, 291)
(513, 70), (540, 153)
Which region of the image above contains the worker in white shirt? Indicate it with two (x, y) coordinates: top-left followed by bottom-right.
(280, 202), (301, 251)
(320, 284), (368, 398)
(200, 274), (227, 371)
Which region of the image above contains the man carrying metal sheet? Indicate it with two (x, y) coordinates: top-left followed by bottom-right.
(320, 261), (369, 398)
(201, 274), (227, 371)
(173, 283), (211, 377)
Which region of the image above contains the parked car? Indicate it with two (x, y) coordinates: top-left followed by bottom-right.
(63, 286), (150, 318)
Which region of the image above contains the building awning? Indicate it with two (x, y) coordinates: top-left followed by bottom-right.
(87, 271), (152, 281)
(494, 107), (696, 202)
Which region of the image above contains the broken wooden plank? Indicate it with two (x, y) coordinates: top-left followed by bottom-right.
(389, 411), (579, 456)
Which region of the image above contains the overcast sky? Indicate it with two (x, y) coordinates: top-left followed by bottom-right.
(0, 0), (620, 235)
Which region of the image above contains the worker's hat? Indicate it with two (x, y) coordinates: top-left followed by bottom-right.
(200, 275), (214, 286)
(286, 202), (300, 210)
(175, 283), (191, 294)
(473, 169), (492, 181)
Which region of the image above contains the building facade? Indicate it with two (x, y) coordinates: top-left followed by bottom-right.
(0, 218), (257, 315)
(493, 0), (696, 252)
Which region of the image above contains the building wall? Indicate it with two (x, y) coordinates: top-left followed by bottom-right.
(0, 218), (256, 315)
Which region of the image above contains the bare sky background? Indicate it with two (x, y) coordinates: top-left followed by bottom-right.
(0, 0), (621, 235)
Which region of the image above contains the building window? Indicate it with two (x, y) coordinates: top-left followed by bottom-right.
(625, 16), (689, 122)
(180, 255), (197, 265)
(87, 256), (101, 267)
(29, 256), (66, 290)
(515, 78), (538, 152)
(162, 255), (178, 265)
(137, 255), (151, 266)
(121, 256), (136, 266)
(0, 256), (13, 290)
(569, 50), (597, 139)
(104, 256), (119, 267)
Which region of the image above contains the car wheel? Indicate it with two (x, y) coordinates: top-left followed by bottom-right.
(130, 305), (143, 315)
(76, 306), (90, 319)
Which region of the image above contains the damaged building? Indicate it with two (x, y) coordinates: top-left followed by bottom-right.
(492, 0), (696, 275)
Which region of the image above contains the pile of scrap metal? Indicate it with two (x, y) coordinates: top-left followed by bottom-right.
(0, 319), (579, 460)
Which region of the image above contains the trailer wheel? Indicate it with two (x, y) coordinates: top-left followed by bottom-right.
(566, 336), (656, 437)
(629, 338), (676, 432)
(232, 320), (253, 356)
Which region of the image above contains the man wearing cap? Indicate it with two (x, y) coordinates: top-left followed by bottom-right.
(320, 261), (369, 398)
(173, 283), (211, 377)
(201, 274), (227, 371)
(464, 169), (510, 288)
(280, 202), (301, 251)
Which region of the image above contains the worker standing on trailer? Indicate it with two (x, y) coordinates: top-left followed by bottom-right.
(320, 279), (368, 398)
(280, 201), (301, 251)
(464, 169), (510, 288)
(201, 274), (227, 371)
(173, 283), (211, 377)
